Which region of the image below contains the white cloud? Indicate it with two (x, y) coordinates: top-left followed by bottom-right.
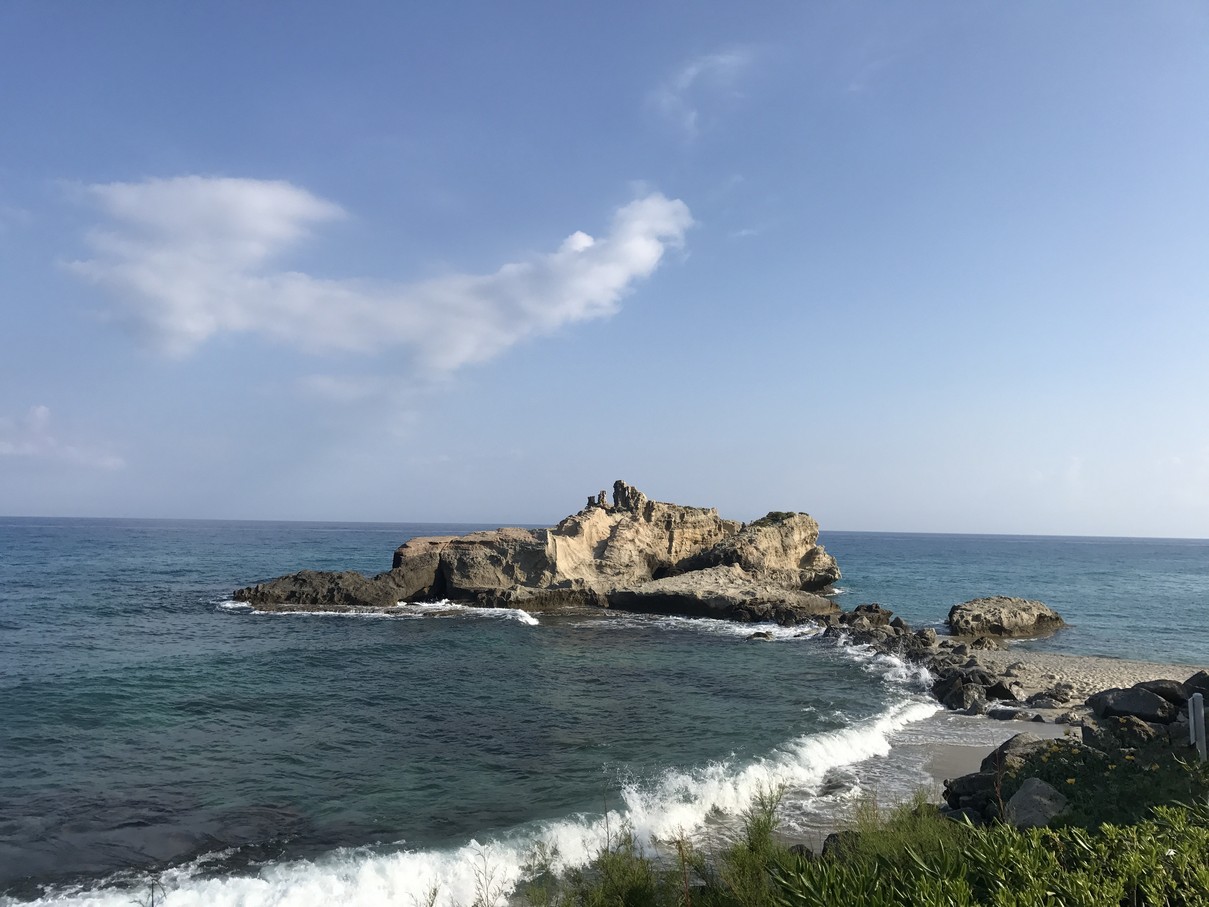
(0, 405), (124, 470)
(68, 176), (693, 372)
(649, 50), (753, 137)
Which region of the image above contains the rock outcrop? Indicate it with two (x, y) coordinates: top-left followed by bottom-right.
(947, 596), (1065, 638)
(234, 481), (841, 623)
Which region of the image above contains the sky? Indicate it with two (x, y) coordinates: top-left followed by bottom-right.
(1, 2), (1208, 537)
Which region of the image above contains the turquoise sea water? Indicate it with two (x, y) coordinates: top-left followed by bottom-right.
(0, 519), (1205, 906)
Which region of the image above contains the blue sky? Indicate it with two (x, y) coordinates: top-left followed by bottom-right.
(1, 2), (1207, 536)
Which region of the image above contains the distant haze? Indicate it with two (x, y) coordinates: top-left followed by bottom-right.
(1, 3), (1207, 538)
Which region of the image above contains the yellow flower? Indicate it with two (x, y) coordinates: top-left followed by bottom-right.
(1125, 755), (1135, 761)
(1066, 778), (1076, 785)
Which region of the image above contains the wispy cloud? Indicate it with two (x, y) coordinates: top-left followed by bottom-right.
(0, 405), (124, 470)
(648, 49), (754, 138)
(68, 176), (693, 373)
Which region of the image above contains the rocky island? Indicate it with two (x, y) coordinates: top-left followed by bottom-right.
(234, 480), (842, 624)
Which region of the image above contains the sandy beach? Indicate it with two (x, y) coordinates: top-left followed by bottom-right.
(908, 649), (1207, 792)
(973, 649), (1204, 702)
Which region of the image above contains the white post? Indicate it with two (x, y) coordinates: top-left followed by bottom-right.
(1192, 693), (1207, 762)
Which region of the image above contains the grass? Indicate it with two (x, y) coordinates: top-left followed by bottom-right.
(507, 747), (1209, 907)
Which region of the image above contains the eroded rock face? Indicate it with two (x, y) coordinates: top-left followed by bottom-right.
(234, 481), (841, 621)
(947, 596), (1065, 638)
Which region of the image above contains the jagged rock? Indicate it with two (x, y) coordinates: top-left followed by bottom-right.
(943, 771), (999, 811)
(1034, 682), (1076, 704)
(234, 482), (842, 622)
(840, 604), (894, 627)
(915, 628), (938, 647)
(985, 680), (1026, 703)
(1087, 687), (1177, 723)
(947, 597), (1065, 638)
(947, 684), (987, 712)
(684, 511), (841, 591)
(1006, 778), (1067, 828)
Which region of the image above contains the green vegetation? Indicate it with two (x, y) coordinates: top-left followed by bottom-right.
(995, 734), (1209, 827)
(511, 746), (1209, 907)
(748, 512), (797, 529)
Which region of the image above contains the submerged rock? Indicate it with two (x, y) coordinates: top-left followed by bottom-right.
(234, 481), (841, 622)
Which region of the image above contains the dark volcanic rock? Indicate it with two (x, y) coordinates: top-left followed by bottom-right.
(1087, 687), (1177, 724)
(235, 570), (405, 610)
(1133, 679), (1190, 707)
(1185, 670), (1209, 698)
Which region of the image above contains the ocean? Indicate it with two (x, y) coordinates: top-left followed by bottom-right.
(1, 518), (1206, 906)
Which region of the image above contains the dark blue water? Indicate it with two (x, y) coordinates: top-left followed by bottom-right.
(0, 519), (1205, 906)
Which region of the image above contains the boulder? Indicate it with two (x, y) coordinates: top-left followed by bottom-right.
(985, 680), (1026, 702)
(940, 680), (986, 712)
(980, 733), (1047, 775)
(946, 597), (1065, 638)
(234, 481), (842, 622)
(1087, 687), (1177, 723)
(1133, 679), (1190, 707)
(821, 830), (861, 859)
(943, 771), (999, 811)
(1006, 778), (1067, 829)
(915, 628), (939, 647)
(840, 604), (894, 627)
(1185, 670), (1209, 698)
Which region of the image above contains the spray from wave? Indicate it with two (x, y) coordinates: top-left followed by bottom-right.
(11, 698), (936, 907)
(214, 599), (540, 625)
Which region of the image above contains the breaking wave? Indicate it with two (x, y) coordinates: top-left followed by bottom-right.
(9, 698), (937, 907)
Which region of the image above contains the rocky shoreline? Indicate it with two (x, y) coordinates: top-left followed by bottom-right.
(817, 597), (1209, 831)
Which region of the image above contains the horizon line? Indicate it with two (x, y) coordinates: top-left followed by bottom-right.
(1, 513), (1206, 544)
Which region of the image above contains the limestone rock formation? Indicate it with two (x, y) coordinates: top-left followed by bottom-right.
(947, 596), (1065, 638)
(234, 481), (842, 623)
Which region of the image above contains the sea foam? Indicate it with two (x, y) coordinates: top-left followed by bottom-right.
(213, 599), (540, 625)
(12, 698), (937, 907)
